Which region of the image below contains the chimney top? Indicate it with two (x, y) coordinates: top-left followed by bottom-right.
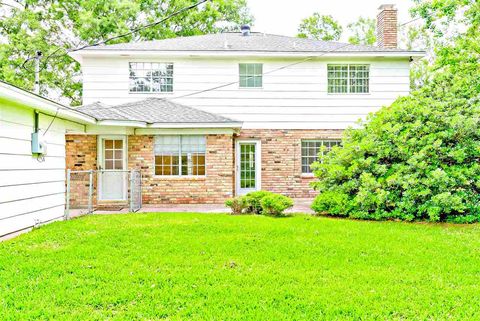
(377, 4), (398, 48)
(240, 25), (251, 36)
(378, 4), (396, 10)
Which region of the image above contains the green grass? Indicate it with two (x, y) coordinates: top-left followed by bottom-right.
(1, 214), (480, 320)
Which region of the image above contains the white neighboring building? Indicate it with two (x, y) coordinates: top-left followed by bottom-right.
(0, 81), (95, 238)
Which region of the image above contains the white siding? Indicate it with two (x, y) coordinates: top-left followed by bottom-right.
(81, 56), (411, 129)
(0, 101), (83, 237)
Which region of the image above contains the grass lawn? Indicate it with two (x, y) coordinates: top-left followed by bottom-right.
(1, 213), (480, 320)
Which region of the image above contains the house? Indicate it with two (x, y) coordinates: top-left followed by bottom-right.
(63, 5), (423, 205)
(0, 81), (95, 238)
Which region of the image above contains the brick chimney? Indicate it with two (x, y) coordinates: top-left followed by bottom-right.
(377, 4), (398, 48)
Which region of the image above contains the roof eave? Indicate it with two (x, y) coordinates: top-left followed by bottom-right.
(0, 81), (96, 124)
(71, 49), (426, 59)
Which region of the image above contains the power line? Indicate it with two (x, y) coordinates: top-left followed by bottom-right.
(80, 42), (353, 113)
(21, 0), (209, 73)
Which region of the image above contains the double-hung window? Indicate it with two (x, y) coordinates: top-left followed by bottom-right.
(301, 140), (341, 174)
(129, 62), (173, 93)
(327, 64), (369, 94)
(239, 63), (263, 88)
(154, 136), (206, 176)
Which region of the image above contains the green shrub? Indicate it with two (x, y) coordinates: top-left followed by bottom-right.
(244, 190), (274, 214)
(311, 94), (480, 222)
(225, 197), (248, 215)
(260, 194), (294, 216)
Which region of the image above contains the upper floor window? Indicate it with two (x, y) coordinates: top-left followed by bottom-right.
(301, 140), (341, 174)
(154, 135), (206, 176)
(129, 62), (173, 93)
(239, 63), (263, 88)
(327, 64), (369, 94)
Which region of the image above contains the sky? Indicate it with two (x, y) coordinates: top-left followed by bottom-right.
(246, 0), (417, 41)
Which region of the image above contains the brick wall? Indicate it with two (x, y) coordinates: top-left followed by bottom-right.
(128, 134), (235, 204)
(237, 129), (343, 198)
(65, 130), (343, 204)
(65, 135), (97, 208)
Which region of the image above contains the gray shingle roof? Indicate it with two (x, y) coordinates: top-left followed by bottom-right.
(81, 32), (419, 53)
(77, 98), (239, 125)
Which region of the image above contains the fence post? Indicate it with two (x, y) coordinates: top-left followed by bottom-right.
(88, 169), (94, 214)
(65, 169), (71, 220)
(129, 170), (134, 212)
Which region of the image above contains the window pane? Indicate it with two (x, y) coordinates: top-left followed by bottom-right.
(114, 160), (123, 170)
(239, 63), (263, 88)
(301, 140), (341, 173)
(129, 62), (173, 93)
(104, 140), (113, 149)
(154, 135), (205, 176)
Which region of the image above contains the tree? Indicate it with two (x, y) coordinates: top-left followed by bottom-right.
(297, 13), (342, 41)
(311, 0), (480, 223)
(0, 0), (252, 105)
(347, 17), (376, 45)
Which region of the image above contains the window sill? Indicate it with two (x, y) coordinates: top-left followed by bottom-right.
(238, 87), (263, 90)
(129, 92), (174, 95)
(327, 92), (371, 96)
(152, 175), (206, 180)
(301, 173), (315, 179)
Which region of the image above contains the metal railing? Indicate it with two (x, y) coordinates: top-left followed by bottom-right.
(65, 169), (142, 219)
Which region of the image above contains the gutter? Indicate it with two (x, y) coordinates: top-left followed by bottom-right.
(69, 50), (426, 62)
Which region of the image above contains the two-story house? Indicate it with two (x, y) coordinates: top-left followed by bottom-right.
(65, 5), (424, 205)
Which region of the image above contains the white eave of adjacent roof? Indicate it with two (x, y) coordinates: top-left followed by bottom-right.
(0, 81), (96, 124)
(69, 49), (425, 63)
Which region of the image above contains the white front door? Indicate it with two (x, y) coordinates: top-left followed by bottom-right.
(98, 136), (127, 201)
(236, 140), (261, 195)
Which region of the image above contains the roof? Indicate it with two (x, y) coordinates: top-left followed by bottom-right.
(78, 32), (422, 54)
(77, 98), (242, 127)
(0, 80), (95, 124)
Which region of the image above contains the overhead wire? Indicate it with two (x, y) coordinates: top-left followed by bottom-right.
(21, 0), (209, 135)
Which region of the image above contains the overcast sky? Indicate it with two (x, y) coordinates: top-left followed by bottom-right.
(246, 0), (416, 41)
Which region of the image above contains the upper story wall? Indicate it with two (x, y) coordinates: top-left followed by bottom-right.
(80, 56), (411, 129)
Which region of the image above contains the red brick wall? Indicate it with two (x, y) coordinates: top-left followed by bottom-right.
(65, 130), (343, 204)
(237, 129), (343, 198)
(65, 135), (97, 208)
(128, 134), (235, 204)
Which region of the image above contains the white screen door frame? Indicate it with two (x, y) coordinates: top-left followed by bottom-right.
(97, 135), (128, 201)
(235, 140), (261, 195)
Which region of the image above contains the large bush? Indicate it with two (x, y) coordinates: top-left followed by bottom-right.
(311, 94), (480, 223)
(311, 1), (480, 223)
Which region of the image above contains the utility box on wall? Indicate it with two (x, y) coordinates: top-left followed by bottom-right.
(31, 131), (47, 155)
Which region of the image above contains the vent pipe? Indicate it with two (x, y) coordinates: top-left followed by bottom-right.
(240, 25), (251, 36)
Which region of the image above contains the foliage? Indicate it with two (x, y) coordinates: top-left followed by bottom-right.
(244, 190), (274, 214)
(225, 196), (248, 214)
(260, 194), (293, 216)
(311, 1), (480, 223)
(347, 17), (376, 45)
(2, 213), (480, 319)
(0, 0), (252, 105)
(297, 13), (342, 41)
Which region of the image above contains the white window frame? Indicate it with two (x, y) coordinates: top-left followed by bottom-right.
(301, 139), (341, 174)
(153, 135), (206, 177)
(129, 62), (174, 93)
(327, 64), (370, 94)
(239, 63), (263, 88)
